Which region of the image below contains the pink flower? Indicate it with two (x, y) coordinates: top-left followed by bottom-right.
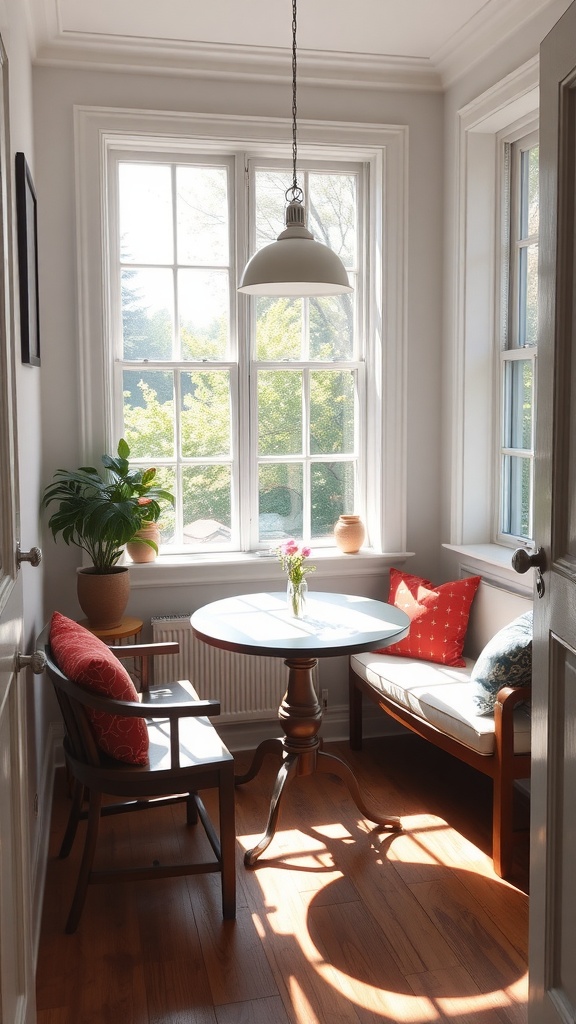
(275, 539), (316, 587)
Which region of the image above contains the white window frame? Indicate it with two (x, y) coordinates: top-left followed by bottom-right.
(445, 57), (539, 586)
(74, 106), (409, 581)
(497, 127), (538, 545)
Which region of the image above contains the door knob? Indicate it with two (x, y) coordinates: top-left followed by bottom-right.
(15, 650), (47, 674)
(511, 546), (546, 574)
(16, 545), (42, 568)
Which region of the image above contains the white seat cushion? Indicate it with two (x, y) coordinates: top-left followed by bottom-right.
(351, 653), (531, 756)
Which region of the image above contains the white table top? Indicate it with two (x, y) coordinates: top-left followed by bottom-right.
(191, 591), (410, 659)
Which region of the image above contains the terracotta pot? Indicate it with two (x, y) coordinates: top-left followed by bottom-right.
(76, 566), (130, 629)
(334, 514), (365, 554)
(126, 523), (161, 563)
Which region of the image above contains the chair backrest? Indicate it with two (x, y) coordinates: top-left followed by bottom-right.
(39, 624), (111, 767)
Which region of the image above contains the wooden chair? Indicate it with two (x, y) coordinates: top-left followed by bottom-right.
(39, 625), (236, 933)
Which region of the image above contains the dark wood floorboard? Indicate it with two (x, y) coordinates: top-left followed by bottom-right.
(36, 734), (529, 1024)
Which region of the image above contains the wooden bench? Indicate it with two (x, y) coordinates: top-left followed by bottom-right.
(349, 581), (532, 878)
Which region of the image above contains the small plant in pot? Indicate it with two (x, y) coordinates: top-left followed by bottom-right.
(41, 438), (174, 629)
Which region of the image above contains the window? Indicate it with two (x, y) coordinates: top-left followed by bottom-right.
(111, 151), (364, 554)
(498, 131), (538, 544)
(448, 60), (539, 580)
(76, 108), (408, 571)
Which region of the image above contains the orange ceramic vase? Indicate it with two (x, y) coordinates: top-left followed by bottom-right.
(126, 523), (161, 563)
(334, 514), (365, 554)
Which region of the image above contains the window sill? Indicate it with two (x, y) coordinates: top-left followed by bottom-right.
(125, 548), (415, 590)
(443, 542), (533, 595)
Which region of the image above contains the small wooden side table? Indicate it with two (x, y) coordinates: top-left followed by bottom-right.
(79, 616), (145, 688)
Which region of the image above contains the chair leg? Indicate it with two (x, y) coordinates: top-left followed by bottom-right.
(59, 778), (85, 859)
(219, 763), (236, 920)
(186, 792), (199, 826)
(65, 789), (103, 934)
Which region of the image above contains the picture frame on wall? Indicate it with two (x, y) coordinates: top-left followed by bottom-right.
(15, 151), (40, 366)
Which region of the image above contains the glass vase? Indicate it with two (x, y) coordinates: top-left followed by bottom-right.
(287, 578), (307, 618)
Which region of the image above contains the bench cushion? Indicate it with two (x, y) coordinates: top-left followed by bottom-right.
(351, 652), (531, 756)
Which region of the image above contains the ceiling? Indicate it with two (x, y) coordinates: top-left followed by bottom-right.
(25, 0), (565, 88)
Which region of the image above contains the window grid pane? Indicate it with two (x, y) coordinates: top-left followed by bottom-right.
(253, 166), (361, 548)
(500, 135), (538, 543)
(114, 154), (365, 553)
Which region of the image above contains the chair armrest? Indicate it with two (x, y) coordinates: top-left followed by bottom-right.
(494, 684), (531, 712)
(112, 641), (180, 690)
(112, 642), (180, 659)
(493, 684), (531, 767)
(57, 674), (220, 720)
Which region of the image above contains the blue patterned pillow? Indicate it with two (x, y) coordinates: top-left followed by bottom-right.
(471, 610), (533, 715)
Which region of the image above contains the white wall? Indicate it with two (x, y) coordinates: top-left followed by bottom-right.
(32, 65), (444, 723)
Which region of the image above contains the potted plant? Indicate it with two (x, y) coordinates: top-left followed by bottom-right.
(41, 438), (174, 628)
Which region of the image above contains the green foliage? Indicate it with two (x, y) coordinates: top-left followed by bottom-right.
(41, 439), (175, 571)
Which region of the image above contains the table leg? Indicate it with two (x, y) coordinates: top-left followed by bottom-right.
(235, 737), (284, 785)
(242, 654), (402, 865)
(244, 754), (299, 867)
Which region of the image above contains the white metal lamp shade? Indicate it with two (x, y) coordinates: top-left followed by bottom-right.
(238, 200), (353, 297)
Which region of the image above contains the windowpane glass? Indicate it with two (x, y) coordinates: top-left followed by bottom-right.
(502, 454), (532, 538)
(521, 145), (539, 237)
(182, 466), (231, 546)
(504, 360), (532, 449)
(258, 464), (303, 542)
(176, 165), (229, 266)
(258, 370), (302, 456)
(122, 268), (174, 360)
(180, 370), (231, 457)
(152, 466), (176, 542)
(255, 297), (302, 360)
(519, 244), (538, 347)
(254, 169), (292, 248)
(119, 163), (173, 265)
(310, 293), (354, 359)
(308, 172), (357, 269)
(311, 462), (354, 538)
(179, 269), (229, 359)
(310, 371), (355, 455)
(123, 370), (175, 457)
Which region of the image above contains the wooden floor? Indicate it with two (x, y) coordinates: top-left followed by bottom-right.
(36, 734), (530, 1024)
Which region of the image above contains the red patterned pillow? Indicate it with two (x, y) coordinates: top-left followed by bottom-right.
(380, 568), (481, 666)
(49, 612), (149, 765)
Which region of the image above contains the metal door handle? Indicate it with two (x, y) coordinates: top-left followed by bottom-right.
(511, 546), (546, 574)
(15, 650), (47, 674)
(16, 545), (42, 568)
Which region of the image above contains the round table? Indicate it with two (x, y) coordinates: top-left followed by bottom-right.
(191, 592), (409, 865)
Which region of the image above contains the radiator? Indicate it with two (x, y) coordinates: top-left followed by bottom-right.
(151, 615), (317, 724)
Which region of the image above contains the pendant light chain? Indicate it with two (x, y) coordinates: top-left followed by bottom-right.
(288, 0), (303, 204)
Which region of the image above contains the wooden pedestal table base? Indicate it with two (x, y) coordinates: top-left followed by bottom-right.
(235, 656), (402, 866)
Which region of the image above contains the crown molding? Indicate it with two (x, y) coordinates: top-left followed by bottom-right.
(32, 35), (442, 92)
(435, 0), (572, 87)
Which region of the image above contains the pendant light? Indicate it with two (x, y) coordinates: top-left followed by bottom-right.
(238, 0), (352, 296)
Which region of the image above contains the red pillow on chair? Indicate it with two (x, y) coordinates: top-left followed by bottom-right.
(379, 568), (481, 667)
(49, 612), (149, 765)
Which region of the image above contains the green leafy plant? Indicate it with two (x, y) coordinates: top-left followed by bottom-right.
(41, 438), (175, 571)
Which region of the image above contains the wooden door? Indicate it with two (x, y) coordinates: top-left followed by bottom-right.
(528, 2), (576, 1020)
(0, 36), (36, 1024)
